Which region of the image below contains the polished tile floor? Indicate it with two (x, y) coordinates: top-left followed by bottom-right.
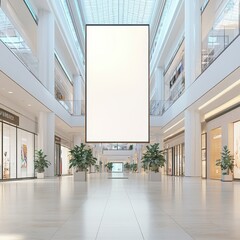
(0, 173), (240, 240)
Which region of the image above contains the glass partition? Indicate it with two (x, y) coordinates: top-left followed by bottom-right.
(234, 121), (240, 179)
(202, 0), (240, 71)
(112, 162), (123, 173)
(0, 8), (39, 78)
(3, 124), (16, 179)
(210, 127), (222, 179)
(17, 129), (34, 178)
(55, 56), (74, 114)
(61, 146), (71, 175)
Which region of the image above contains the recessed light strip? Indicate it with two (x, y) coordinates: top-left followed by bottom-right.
(164, 119), (184, 133)
(199, 79), (240, 110)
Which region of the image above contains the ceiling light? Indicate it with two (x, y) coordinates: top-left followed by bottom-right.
(8, 91), (13, 94)
(204, 95), (240, 119)
(164, 119), (184, 133)
(199, 79), (240, 110)
(27, 104), (32, 107)
(165, 127), (185, 139)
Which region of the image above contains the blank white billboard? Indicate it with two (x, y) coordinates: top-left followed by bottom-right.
(86, 25), (149, 143)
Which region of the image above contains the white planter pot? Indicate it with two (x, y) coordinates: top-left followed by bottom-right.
(221, 174), (233, 182)
(37, 172), (44, 179)
(74, 171), (86, 181)
(148, 172), (161, 181)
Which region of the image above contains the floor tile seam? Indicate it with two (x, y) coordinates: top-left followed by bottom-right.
(49, 185), (101, 240)
(95, 192), (112, 240)
(161, 209), (196, 240)
(125, 189), (145, 240)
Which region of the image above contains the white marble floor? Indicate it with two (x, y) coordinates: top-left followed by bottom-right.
(0, 173), (240, 240)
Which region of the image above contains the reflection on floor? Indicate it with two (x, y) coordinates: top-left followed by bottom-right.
(0, 173), (240, 240)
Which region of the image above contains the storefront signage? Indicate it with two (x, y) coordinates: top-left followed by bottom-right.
(0, 108), (19, 126)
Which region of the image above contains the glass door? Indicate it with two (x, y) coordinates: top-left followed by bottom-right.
(112, 162), (123, 172)
(234, 121), (240, 179)
(167, 148), (173, 175)
(210, 128), (222, 179)
(201, 133), (207, 179)
(55, 143), (61, 176)
(3, 123), (16, 179)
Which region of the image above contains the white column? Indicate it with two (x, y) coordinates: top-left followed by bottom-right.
(38, 112), (55, 177)
(38, 10), (55, 94)
(73, 75), (82, 115)
(185, 0), (201, 88)
(184, 109), (201, 176)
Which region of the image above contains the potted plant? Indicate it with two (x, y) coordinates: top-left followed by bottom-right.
(105, 162), (113, 172)
(216, 145), (234, 182)
(99, 161), (103, 173)
(129, 145), (133, 150)
(95, 164), (100, 172)
(130, 163), (138, 173)
(34, 149), (51, 179)
(69, 143), (97, 181)
(141, 143), (166, 181)
(124, 162), (131, 172)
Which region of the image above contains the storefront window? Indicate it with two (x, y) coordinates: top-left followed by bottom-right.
(55, 143), (61, 176)
(3, 124), (16, 179)
(201, 133), (207, 179)
(168, 148), (172, 175)
(210, 128), (222, 179)
(17, 129), (34, 178)
(61, 146), (71, 175)
(112, 162), (123, 172)
(234, 121), (240, 179)
(0, 122), (2, 179)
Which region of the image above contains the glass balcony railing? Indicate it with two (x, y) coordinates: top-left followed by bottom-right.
(202, 0), (240, 71)
(102, 144), (134, 151)
(0, 8), (39, 78)
(57, 100), (85, 116)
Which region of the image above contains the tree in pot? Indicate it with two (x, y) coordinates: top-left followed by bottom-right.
(124, 162), (131, 172)
(141, 143), (166, 181)
(216, 145), (234, 182)
(99, 161), (103, 173)
(130, 163), (138, 173)
(34, 149), (51, 179)
(95, 164), (100, 172)
(105, 162), (113, 172)
(69, 143), (97, 181)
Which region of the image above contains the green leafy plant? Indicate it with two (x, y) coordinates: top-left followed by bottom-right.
(69, 143), (97, 172)
(124, 162), (131, 171)
(95, 164), (100, 172)
(216, 145), (234, 175)
(34, 149), (51, 173)
(141, 143), (166, 173)
(130, 163), (138, 172)
(105, 162), (113, 171)
(129, 145), (133, 150)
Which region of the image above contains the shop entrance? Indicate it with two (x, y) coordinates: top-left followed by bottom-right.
(3, 124), (16, 179)
(210, 127), (222, 179)
(55, 143), (61, 176)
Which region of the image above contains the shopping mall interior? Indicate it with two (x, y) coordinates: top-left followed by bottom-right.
(1, 0), (240, 239)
